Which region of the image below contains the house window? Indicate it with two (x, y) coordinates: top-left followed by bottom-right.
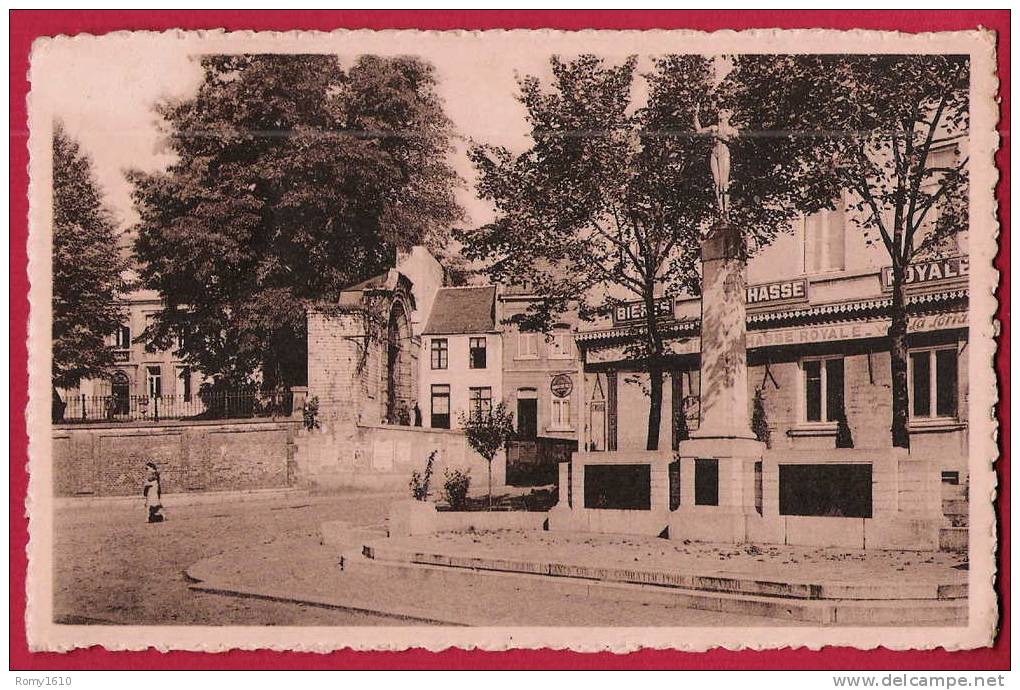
(551, 398), (571, 430)
(548, 331), (573, 359)
(517, 331), (537, 359)
(909, 346), (959, 419)
(469, 387), (492, 418)
(803, 204), (846, 273)
(146, 366), (162, 398)
(430, 338), (448, 370)
(430, 384), (451, 429)
(176, 325), (190, 352)
(469, 337), (487, 369)
(177, 366), (192, 402)
(115, 324), (131, 350)
(802, 357), (845, 423)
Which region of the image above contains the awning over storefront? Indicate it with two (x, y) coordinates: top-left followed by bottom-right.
(576, 288), (968, 364)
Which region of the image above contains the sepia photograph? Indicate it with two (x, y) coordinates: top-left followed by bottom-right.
(22, 24), (1001, 655)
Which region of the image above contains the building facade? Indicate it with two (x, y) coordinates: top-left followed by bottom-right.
(497, 287), (581, 442)
(419, 286), (503, 430)
(57, 285), (205, 422)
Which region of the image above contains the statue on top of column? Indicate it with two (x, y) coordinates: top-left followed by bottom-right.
(694, 107), (737, 219)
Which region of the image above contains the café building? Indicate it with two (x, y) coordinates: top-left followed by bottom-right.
(557, 217), (969, 550)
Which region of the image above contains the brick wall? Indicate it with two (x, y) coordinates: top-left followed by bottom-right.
(52, 419), (300, 497)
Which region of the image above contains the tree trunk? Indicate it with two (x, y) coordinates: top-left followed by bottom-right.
(646, 360), (663, 451)
(487, 459), (493, 510)
(889, 275), (911, 450)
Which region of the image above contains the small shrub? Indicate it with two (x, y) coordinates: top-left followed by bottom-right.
(409, 449), (437, 501)
(459, 402), (515, 509)
(302, 396), (321, 431)
(751, 387), (771, 448)
(835, 407), (855, 448)
(442, 468), (471, 510)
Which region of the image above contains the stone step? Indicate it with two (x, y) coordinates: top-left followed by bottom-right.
(361, 544), (967, 602)
(940, 527), (969, 552)
(343, 551), (966, 626)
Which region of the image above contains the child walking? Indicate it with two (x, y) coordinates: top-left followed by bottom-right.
(143, 461), (165, 523)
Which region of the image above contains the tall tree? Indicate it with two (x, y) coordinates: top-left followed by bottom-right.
(131, 54), (462, 391)
(460, 55), (718, 450)
(727, 54), (969, 448)
(52, 123), (126, 390)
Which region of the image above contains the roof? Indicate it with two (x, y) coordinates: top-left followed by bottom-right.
(423, 286), (497, 335)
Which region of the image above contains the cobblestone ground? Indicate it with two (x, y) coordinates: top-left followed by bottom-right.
(53, 490), (408, 626)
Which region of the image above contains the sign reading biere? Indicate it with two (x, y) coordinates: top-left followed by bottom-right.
(611, 297), (674, 326)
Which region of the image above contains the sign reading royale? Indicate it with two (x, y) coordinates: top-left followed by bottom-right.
(611, 297), (674, 327)
(746, 278), (809, 307)
(881, 256), (969, 291)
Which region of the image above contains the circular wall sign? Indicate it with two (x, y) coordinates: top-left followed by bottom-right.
(550, 374), (573, 398)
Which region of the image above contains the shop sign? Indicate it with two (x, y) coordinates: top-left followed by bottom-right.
(881, 256), (969, 291)
(550, 374), (574, 398)
(746, 278), (809, 307)
(610, 297), (674, 327)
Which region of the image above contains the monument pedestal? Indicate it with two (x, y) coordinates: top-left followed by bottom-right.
(668, 436), (767, 544)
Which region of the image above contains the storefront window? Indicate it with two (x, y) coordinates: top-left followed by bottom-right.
(802, 357), (844, 423)
(909, 346), (959, 419)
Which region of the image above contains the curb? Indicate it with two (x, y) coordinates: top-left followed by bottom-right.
(184, 556), (463, 626)
(56, 487), (310, 510)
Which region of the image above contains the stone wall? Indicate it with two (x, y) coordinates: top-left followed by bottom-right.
(53, 419), (299, 497)
(294, 422), (506, 492)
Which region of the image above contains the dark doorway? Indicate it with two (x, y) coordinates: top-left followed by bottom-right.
(111, 371), (130, 417)
(517, 397), (538, 440)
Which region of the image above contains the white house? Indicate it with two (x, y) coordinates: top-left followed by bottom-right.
(419, 286), (503, 431)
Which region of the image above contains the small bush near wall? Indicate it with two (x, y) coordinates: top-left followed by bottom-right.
(442, 468), (471, 510)
(409, 450), (437, 501)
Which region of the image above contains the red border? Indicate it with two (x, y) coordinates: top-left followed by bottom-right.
(9, 10), (1009, 671)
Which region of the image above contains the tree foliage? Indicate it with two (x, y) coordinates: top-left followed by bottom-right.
(459, 55), (720, 450)
(131, 54), (462, 391)
(726, 54), (969, 447)
(460, 402), (515, 507)
(52, 123), (127, 390)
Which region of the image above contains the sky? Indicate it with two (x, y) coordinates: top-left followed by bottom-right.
(34, 32), (595, 237)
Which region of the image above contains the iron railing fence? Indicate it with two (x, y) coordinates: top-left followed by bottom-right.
(55, 390), (295, 424)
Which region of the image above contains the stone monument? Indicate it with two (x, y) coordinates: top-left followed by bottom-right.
(669, 106), (767, 544)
